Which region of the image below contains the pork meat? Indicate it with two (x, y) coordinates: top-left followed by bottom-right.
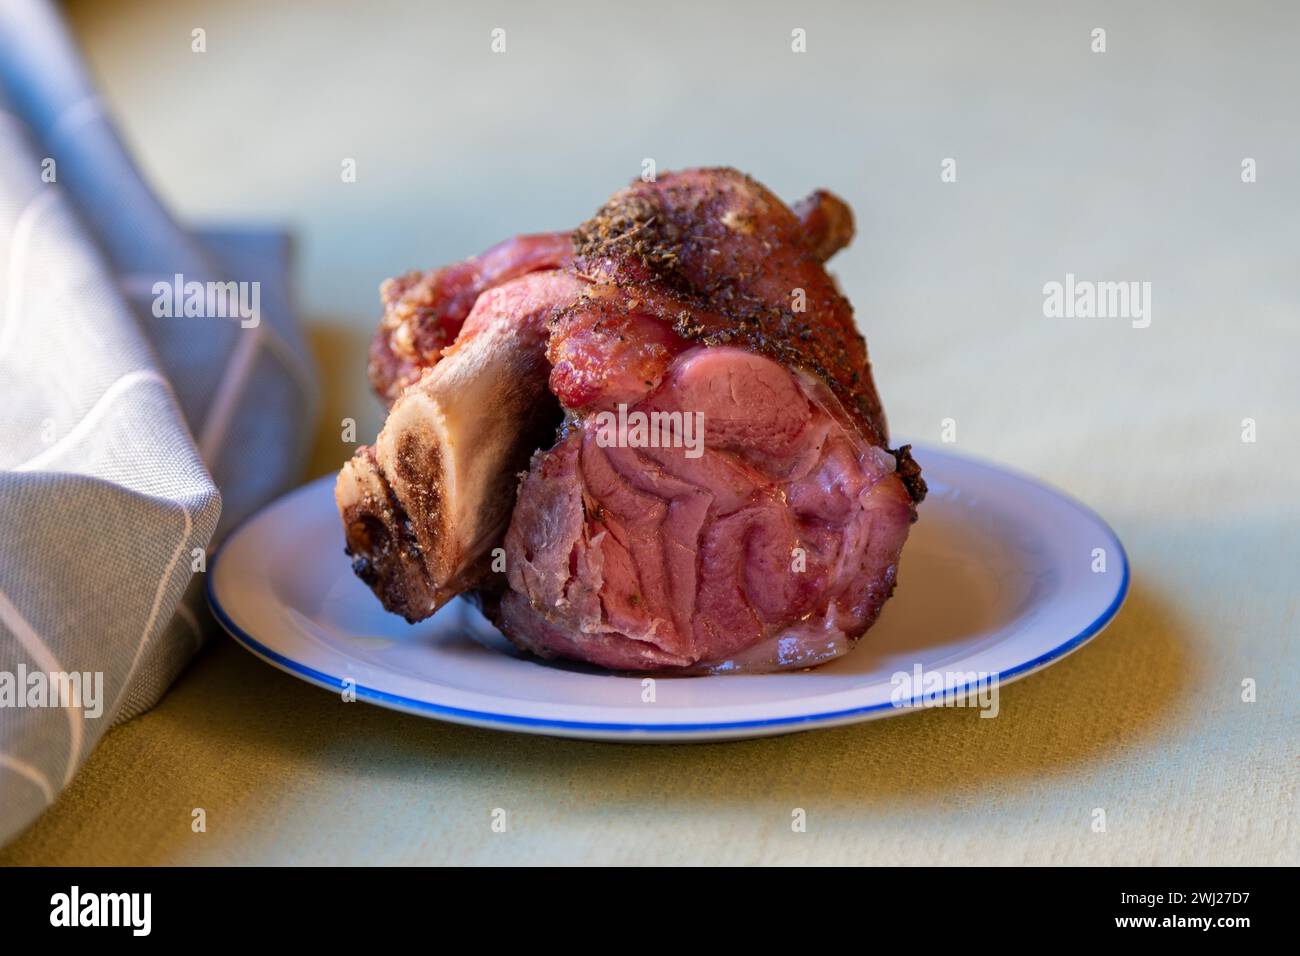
(337, 168), (925, 672)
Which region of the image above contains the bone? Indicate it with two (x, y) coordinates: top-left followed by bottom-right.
(338, 273), (577, 621)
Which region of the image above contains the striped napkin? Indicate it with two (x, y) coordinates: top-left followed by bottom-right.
(0, 0), (317, 845)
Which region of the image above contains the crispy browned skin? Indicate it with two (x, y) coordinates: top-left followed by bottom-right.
(572, 168), (891, 448)
(367, 178), (857, 407)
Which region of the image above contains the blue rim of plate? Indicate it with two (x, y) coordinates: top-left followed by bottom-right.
(206, 449), (1131, 735)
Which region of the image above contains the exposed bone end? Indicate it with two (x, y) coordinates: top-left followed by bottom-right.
(337, 445), (444, 622)
(338, 313), (561, 623)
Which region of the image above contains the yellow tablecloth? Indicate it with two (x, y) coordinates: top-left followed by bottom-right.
(3, 0), (1295, 865)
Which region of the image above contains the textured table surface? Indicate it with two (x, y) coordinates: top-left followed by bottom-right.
(2, 0), (1296, 865)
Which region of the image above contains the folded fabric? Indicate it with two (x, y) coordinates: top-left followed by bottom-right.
(0, 0), (318, 845)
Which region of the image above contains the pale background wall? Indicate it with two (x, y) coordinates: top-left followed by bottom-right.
(55, 0), (1300, 479)
(1, 0), (1294, 864)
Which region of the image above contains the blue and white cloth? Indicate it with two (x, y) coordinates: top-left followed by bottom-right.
(0, 0), (317, 845)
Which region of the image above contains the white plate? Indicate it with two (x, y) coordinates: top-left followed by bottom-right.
(207, 445), (1128, 742)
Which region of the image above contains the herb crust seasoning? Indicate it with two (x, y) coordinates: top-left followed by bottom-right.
(571, 167), (925, 507)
